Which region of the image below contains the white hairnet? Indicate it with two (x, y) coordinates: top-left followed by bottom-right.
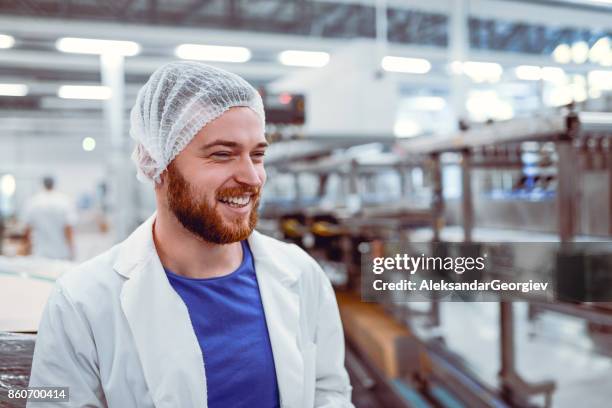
(129, 61), (265, 183)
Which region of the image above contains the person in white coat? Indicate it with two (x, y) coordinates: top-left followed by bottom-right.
(28, 62), (353, 408)
(23, 176), (77, 260)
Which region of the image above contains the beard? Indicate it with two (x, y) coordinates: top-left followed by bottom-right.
(166, 162), (260, 244)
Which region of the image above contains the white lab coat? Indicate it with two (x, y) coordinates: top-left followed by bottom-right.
(28, 214), (353, 407)
(23, 190), (77, 260)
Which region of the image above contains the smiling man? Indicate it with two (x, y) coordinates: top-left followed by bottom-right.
(28, 62), (353, 408)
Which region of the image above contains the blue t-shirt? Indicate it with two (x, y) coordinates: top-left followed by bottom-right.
(165, 240), (280, 408)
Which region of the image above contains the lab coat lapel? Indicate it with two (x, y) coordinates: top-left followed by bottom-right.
(249, 231), (304, 408)
(114, 214), (207, 408)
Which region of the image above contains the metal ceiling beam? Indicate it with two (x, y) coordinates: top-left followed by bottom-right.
(176, 0), (216, 24)
(0, 15), (348, 50)
(501, 0), (612, 13)
(2, 0), (611, 43)
(0, 1), (447, 45)
(117, 0), (138, 17)
(148, 0), (158, 24)
(226, 0), (240, 27)
(469, 17), (611, 55)
(472, 0), (612, 29)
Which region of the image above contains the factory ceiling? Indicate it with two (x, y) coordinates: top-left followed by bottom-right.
(1, 0), (447, 47)
(0, 0), (610, 141)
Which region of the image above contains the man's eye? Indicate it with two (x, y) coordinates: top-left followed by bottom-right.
(211, 152), (232, 158)
(252, 152), (266, 158)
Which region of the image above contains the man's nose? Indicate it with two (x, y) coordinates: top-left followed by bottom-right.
(234, 155), (263, 187)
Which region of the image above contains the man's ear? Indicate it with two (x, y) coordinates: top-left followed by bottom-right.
(154, 170), (168, 192)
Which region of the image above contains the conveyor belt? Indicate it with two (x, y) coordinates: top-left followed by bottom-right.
(391, 380), (433, 408)
(346, 336), (430, 408)
(337, 291), (510, 408)
(339, 291), (431, 407)
(337, 291), (414, 378)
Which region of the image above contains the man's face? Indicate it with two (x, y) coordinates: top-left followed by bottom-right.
(162, 107), (267, 244)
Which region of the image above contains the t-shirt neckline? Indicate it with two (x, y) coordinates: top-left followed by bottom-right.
(164, 240), (251, 282)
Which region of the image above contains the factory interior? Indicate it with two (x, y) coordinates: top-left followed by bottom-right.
(1, 0), (612, 407)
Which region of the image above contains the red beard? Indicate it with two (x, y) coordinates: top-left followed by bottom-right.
(166, 162), (260, 244)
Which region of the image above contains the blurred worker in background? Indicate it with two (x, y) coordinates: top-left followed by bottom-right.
(29, 62), (353, 408)
(23, 176), (76, 260)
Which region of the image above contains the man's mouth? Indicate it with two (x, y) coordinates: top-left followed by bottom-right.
(217, 195), (252, 208)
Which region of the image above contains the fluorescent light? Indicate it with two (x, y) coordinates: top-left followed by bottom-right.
(515, 65), (542, 81)
(545, 85), (573, 107)
(402, 96), (446, 111)
(58, 85), (111, 100)
(589, 37), (610, 63)
(550, 89), (573, 107)
(175, 44), (251, 63)
(571, 82), (587, 102)
(466, 90), (514, 122)
(0, 174), (16, 197)
(0, 83), (28, 96)
(381, 56), (431, 74)
(82, 137), (96, 152)
(571, 41), (589, 64)
(394, 119), (422, 138)
(462, 61), (503, 83)
(0, 34), (15, 49)
(553, 44), (572, 64)
(588, 70), (612, 90)
(278, 50), (329, 67)
(541, 67), (566, 83)
(56, 37), (140, 56)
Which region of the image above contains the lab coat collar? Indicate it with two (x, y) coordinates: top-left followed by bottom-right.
(113, 213), (156, 279)
(114, 212), (305, 407)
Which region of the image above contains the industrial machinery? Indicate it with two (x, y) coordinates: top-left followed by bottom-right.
(262, 107), (612, 408)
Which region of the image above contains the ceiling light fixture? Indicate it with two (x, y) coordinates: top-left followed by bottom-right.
(541, 67), (566, 83)
(56, 37), (141, 56)
(58, 85), (112, 100)
(381, 56), (431, 74)
(0, 83), (28, 96)
(0, 34), (15, 49)
(82, 137), (97, 152)
(552, 44), (572, 64)
(571, 41), (589, 64)
(278, 50), (330, 67)
(462, 61), (503, 83)
(515, 65), (542, 81)
(175, 44), (251, 63)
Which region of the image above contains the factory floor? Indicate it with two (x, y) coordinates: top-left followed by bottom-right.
(410, 302), (612, 408)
